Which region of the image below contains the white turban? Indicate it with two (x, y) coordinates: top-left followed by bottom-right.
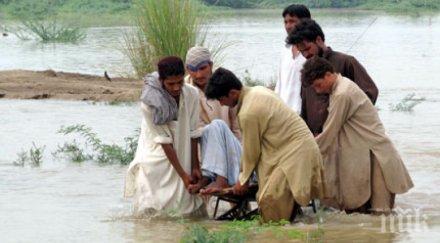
(185, 46), (212, 69)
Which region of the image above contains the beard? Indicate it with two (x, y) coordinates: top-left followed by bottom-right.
(317, 46), (324, 57)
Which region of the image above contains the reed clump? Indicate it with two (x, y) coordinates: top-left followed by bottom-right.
(124, 0), (229, 78)
(20, 19), (86, 43)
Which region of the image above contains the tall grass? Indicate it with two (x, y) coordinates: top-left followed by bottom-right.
(124, 0), (228, 78)
(21, 19), (86, 43)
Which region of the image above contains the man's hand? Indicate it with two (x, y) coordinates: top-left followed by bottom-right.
(232, 181), (249, 196)
(182, 173), (193, 191)
(191, 168), (202, 184)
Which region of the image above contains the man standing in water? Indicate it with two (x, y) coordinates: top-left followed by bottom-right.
(184, 47), (242, 194)
(275, 4), (311, 114)
(205, 68), (324, 222)
(124, 56), (205, 217)
(301, 57), (413, 213)
(286, 19), (378, 135)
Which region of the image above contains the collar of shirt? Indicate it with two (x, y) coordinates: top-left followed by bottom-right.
(331, 73), (343, 94)
(237, 86), (250, 114)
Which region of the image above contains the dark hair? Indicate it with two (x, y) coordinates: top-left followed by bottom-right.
(157, 56), (185, 80)
(286, 19), (325, 45)
(205, 68), (243, 99)
(301, 57), (335, 87)
(282, 4), (311, 19)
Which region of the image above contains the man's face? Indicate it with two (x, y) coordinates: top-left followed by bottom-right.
(284, 14), (300, 34)
(296, 40), (323, 59)
(187, 62), (213, 88)
(218, 90), (239, 107)
(311, 72), (334, 94)
(162, 75), (184, 98)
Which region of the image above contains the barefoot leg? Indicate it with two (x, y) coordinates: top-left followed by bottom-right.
(188, 177), (210, 194)
(200, 175), (229, 194)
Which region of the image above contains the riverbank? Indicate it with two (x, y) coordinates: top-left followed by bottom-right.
(0, 1), (439, 28)
(0, 70), (141, 101)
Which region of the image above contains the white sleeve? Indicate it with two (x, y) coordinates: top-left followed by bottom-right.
(141, 103), (173, 144)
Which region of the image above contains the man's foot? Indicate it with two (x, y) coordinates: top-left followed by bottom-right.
(188, 177), (210, 194)
(200, 176), (229, 195)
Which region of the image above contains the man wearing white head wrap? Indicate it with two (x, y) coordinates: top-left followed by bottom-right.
(185, 46), (243, 195)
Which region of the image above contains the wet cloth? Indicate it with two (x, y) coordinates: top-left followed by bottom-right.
(301, 47), (379, 134)
(140, 72), (178, 125)
(275, 45), (305, 114)
(316, 75), (413, 211)
(237, 86), (325, 222)
(124, 84), (204, 216)
(200, 120), (241, 186)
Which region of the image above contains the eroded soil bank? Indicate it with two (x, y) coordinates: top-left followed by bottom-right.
(0, 70), (142, 101)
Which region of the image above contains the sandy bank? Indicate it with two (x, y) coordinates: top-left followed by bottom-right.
(0, 70), (143, 102)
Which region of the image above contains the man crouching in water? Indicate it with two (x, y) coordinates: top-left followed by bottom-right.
(204, 67), (325, 223)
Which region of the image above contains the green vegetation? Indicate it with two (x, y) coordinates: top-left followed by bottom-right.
(180, 216), (325, 242)
(124, 0), (204, 77)
(242, 70), (276, 90)
(201, 0), (440, 11)
(13, 142), (46, 167)
(181, 224), (246, 243)
(124, 0), (229, 78)
(1, 0), (438, 28)
(56, 124), (139, 165)
(389, 93), (426, 112)
(19, 19), (86, 42)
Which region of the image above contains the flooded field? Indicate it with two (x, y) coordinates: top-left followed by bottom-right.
(1, 10), (440, 242)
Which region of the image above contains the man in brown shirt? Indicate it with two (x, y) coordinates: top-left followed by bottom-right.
(286, 19), (378, 135)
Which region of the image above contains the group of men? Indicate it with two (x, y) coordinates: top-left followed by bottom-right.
(124, 4), (413, 222)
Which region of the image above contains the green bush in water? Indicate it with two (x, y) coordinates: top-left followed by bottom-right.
(21, 19), (86, 43)
(124, 0), (203, 78)
(53, 140), (93, 163)
(13, 142), (45, 167)
(57, 124), (139, 165)
(389, 93), (425, 112)
(124, 0), (229, 78)
(180, 224), (246, 243)
(242, 70), (276, 90)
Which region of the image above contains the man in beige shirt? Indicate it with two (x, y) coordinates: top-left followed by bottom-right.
(205, 67), (325, 222)
(301, 57), (413, 214)
(185, 47), (242, 194)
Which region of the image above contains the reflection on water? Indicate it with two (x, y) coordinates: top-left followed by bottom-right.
(1, 10), (440, 242)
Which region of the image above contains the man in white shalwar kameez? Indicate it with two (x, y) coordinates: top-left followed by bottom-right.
(275, 4), (311, 113)
(124, 57), (205, 217)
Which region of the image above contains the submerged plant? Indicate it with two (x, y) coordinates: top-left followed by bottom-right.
(13, 142), (45, 167)
(29, 142), (45, 167)
(20, 19), (86, 43)
(13, 150), (28, 167)
(242, 70), (276, 90)
(56, 124), (139, 165)
(53, 140), (92, 163)
(389, 93), (426, 112)
(180, 224), (246, 243)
